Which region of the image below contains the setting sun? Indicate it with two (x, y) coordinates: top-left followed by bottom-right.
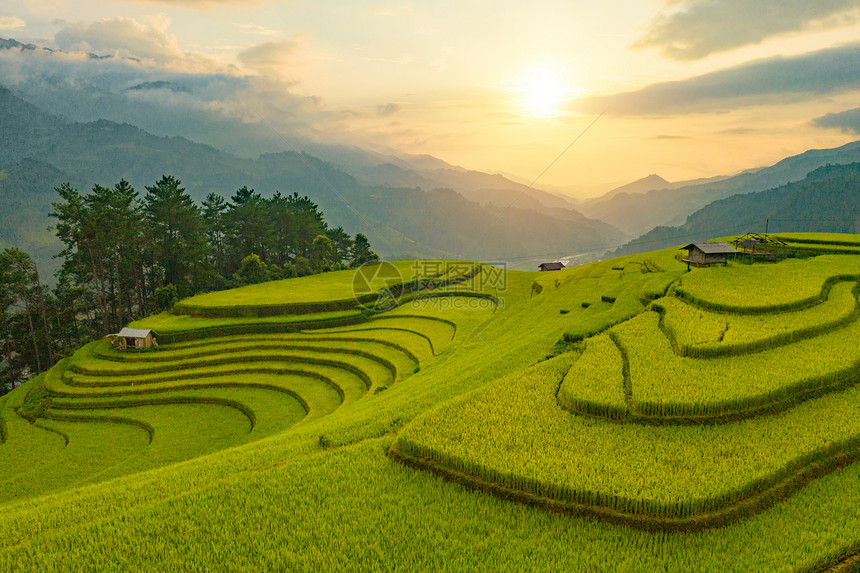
(518, 66), (570, 119)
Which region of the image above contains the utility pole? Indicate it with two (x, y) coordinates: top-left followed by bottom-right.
(765, 218), (769, 234)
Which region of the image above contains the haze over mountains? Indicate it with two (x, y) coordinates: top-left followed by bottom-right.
(0, 85), (624, 277)
(3, 30), (860, 280)
(615, 163), (860, 257)
(578, 140), (860, 237)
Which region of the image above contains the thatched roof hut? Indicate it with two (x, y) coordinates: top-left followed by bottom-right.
(108, 328), (158, 350)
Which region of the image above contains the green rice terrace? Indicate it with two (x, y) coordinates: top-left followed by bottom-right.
(5, 235), (860, 571)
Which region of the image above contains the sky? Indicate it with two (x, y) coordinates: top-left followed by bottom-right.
(2, 0), (860, 195)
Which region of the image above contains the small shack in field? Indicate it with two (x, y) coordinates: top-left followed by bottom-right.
(108, 328), (158, 350)
(731, 234), (784, 260)
(538, 262), (565, 272)
(737, 238), (764, 252)
(680, 242), (738, 269)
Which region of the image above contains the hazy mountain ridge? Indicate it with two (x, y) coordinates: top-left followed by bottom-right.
(340, 155), (578, 213)
(588, 174), (672, 203)
(0, 86), (625, 275)
(0, 37), (579, 219)
(578, 142), (860, 235)
(583, 173), (733, 206)
(0, 158), (82, 278)
(614, 162), (860, 256)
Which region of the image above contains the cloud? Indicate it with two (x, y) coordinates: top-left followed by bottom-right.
(812, 107), (860, 133)
(237, 37), (304, 78)
(0, 29), (330, 157)
(635, 0), (860, 60)
(0, 19), (424, 161)
(577, 41), (860, 116)
(233, 23), (280, 37)
(55, 15), (177, 59)
(0, 16), (27, 31)
(53, 15), (220, 72)
(376, 103), (399, 116)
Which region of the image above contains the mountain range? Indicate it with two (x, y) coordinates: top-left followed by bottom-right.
(0, 86), (624, 278)
(4, 59), (860, 281)
(614, 163), (860, 256)
(575, 141), (860, 237)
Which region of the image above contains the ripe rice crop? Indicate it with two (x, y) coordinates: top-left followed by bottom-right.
(674, 255), (860, 313)
(172, 260), (478, 317)
(615, 308), (860, 418)
(7, 242), (860, 570)
(656, 280), (859, 358)
(394, 352), (860, 528)
(557, 334), (627, 419)
(131, 309), (364, 338)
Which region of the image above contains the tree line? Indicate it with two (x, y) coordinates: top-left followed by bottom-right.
(0, 175), (377, 393)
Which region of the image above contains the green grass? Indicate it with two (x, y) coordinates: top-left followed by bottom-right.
(726, 233), (860, 256)
(175, 261), (412, 307)
(772, 232), (860, 246)
(68, 341), (395, 392)
(6, 237), (860, 570)
(0, 385), (304, 504)
(313, 314), (457, 357)
(95, 337), (417, 383)
(0, 378), (150, 504)
(8, 285), (476, 502)
(780, 242), (860, 256)
(3, 428), (860, 571)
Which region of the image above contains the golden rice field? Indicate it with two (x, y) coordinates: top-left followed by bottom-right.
(4, 235), (860, 571)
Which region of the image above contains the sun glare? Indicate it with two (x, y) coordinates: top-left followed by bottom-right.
(517, 66), (570, 119)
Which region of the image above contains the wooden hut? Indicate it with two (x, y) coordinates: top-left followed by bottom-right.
(680, 242), (738, 269)
(108, 328), (158, 350)
(538, 262), (565, 272)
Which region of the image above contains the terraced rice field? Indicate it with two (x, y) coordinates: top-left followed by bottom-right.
(7, 238), (860, 571)
(395, 237), (860, 540)
(772, 233), (860, 256)
(1, 307), (462, 503)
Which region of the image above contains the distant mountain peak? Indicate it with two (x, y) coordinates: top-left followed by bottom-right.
(590, 174), (672, 204)
(126, 81), (190, 94)
(644, 173), (669, 183)
(0, 37), (49, 53)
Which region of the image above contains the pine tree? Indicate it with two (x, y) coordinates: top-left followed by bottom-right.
(143, 176), (207, 296)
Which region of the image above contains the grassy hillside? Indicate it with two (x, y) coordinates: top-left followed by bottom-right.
(4, 238), (860, 570)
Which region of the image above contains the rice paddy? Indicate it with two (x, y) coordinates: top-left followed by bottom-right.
(6, 237), (860, 571)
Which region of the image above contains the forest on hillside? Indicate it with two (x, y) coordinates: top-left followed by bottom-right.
(0, 175), (378, 393)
